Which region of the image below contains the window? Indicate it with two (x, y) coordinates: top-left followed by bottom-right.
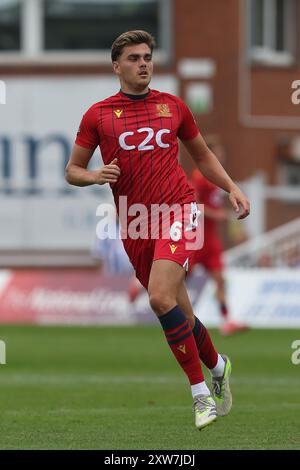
(277, 135), (300, 186)
(282, 162), (300, 186)
(249, 0), (295, 65)
(0, 0), (171, 63)
(44, 0), (159, 51)
(0, 0), (21, 51)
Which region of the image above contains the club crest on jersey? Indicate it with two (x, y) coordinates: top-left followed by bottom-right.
(169, 243), (177, 254)
(114, 109), (123, 118)
(156, 103), (172, 117)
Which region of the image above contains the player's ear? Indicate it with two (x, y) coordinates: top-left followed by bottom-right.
(112, 61), (120, 75)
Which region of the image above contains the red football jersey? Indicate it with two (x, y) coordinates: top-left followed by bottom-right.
(75, 89), (199, 215)
(190, 169), (224, 236)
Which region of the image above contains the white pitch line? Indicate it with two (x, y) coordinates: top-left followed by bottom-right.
(2, 403), (300, 418)
(2, 405), (190, 416)
(0, 374), (184, 385)
(0, 374), (299, 386)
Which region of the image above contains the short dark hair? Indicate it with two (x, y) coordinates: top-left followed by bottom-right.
(111, 30), (156, 62)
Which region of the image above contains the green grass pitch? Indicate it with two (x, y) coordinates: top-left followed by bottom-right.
(0, 325), (299, 450)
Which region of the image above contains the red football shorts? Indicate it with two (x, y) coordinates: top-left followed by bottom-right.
(122, 202), (203, 289)
(190, 234), (224, 271)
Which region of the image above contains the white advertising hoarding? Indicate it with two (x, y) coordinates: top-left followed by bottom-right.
(195, 269), (300, 328)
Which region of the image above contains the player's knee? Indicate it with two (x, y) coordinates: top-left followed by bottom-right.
(148, 292), (175, 316)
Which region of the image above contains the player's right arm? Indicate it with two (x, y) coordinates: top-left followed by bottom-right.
(65, 144), (120, 187)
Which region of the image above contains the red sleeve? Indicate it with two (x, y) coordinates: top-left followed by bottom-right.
(177, 98), (200, 141)
(75, 105), (99, 149)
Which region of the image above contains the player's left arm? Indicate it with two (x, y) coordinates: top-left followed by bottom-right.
(182, 134), (250, 220)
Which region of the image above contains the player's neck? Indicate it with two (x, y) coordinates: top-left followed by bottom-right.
(120, 85), (150, 96)
(120, 89), (150, 100)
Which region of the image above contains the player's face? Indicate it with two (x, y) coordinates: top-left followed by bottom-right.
(113, 43), (153, 94)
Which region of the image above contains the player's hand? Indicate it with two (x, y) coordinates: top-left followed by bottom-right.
(92, 158), (121, 185)
(229, 186), (250, 219)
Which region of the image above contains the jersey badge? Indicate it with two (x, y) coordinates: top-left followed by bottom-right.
(114, 109), (123, 118)
(156, 103), (172, 117)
